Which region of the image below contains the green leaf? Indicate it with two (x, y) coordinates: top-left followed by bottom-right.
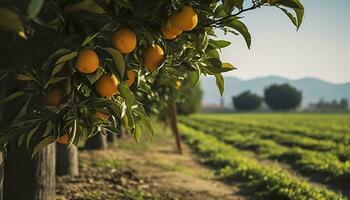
(278, 7), (297, 27)
(16, 74), (34, 81)
(64, 0), (106, 14)
(42, 121), (53, 137)
(82, 32), (99, 47)
(31, 135), (56, 158)
(113, 0), (135, 12)
(104, 47), (125, 78)
(52, 51), (78, 76)
(0, 91), (26, 105)
(27, 123), (41, 147)
(278, 0), (303, 9)
(18, 132), (27, 147)
(214, 73), (224, 96)
(133, 123), (141, 142)
(222, 63), (236, 71)
(224, 19), (251, 49)
(118, 83), (133, 109)
(190, 67), (200, 87)
(86, 67), (104, 84)
(27, 0), (44, 18)
(208, 39), (231, 49)
(133, 108), (154, 136)
(46, 77), (66, 87)
(0, 8), (24, 33)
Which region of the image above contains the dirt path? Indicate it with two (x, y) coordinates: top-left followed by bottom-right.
(57, 127), (245, 200)
(113, 134), (245, 200)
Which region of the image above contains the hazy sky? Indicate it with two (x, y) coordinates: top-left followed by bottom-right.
(219, 0), (350, 84)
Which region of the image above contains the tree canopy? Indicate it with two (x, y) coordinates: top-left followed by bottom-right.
(233, 91), (262, 111)
(264, 83), (302, 110)
(0, 0), (304, 155)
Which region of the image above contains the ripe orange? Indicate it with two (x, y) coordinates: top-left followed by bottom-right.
(75, 49), (99, 74)
(143, 45), (165, 71)
(44, 88), (64, 106)
(95, 111), (109, 120)
(112, 28), (137, 54)
(126, 70), (136, 87)
(170, 6), (198, 31)
(161, 21), (183, 40)
(57, 134), (69, 145)
(95, 73), (119, 97)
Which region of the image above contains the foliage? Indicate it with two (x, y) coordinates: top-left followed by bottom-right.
(178, 123), (345, 200)
(0, 0), (304, 154)
(264, 83), (302, 110)
(232, 90), (262, 111)
(176, 78), (203, 115)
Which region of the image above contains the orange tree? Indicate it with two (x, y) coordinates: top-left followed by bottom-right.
(0, 0), (304, 199)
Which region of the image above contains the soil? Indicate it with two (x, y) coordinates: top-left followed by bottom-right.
(56, 128), (245, 200)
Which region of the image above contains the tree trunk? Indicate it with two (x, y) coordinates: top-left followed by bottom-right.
(3, 143), (56, 200)
(169, 103), (183, 154)
(85, 133), (108, 150)
(107, 133), (117, 146)
(56, 144), (79, 176)
(0, 151), (3, 200)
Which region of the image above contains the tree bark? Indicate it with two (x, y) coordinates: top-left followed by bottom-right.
(0, 151), (3, 200)
(169, 103), (183, 154)
(85, 133), (108, 150)
(56, 144), (79, 176)
(3, 143), (56, 200)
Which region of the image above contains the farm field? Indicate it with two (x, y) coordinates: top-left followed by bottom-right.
(179, 113), (350, 200)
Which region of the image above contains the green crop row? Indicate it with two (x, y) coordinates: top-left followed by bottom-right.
(180, 118), (350, 185)
(179, 123), (346, 200)
(191, 114), (350, 135)
(191, 114), (350, 145)
(189, 117), (350, 161)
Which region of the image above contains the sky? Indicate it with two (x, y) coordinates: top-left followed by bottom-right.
(218, 0), (350, 84)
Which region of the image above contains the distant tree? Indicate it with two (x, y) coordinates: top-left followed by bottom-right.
(177, 84), (203, 115)
(309, 98), (349, 112)
(264, 84), (302, 110)
(340, 99), (349, 110)
(233, 91), (262, 111)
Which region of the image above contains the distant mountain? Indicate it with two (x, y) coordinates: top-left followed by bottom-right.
(201, 76), (350, 108)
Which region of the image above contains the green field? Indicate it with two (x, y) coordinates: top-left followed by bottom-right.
(179, 113), (350, 200)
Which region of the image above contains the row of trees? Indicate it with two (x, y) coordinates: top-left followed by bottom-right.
(233, 83), (302, 111)
(308, 99), (349, 112)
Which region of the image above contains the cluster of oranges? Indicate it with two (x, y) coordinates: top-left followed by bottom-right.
(161, 6), (198, 40)
(45, 5), (198, 144)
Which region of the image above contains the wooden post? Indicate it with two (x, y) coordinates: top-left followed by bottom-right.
(3, 143), (56, 200)
(169, 102), (183, 154)
(85, 133), (108, 150)
(56, 144), (79, 176)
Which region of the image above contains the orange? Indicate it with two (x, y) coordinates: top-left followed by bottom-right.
(57, 134), (69, 145)
(44, 88), (64, 106)
(75, 49), (99, 73)
(143, 45), (165, 71)
(112, 28), (137, 54)
(175, 80), (181, 90)
(95, 73), (119, 97)
(126, 70), (136, 87)
(95, 111), (109, 120)
(161, 21), (183, 40)
(170, 6), (198, 31)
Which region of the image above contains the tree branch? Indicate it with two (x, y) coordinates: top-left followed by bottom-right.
(203, 3), (263, 27)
